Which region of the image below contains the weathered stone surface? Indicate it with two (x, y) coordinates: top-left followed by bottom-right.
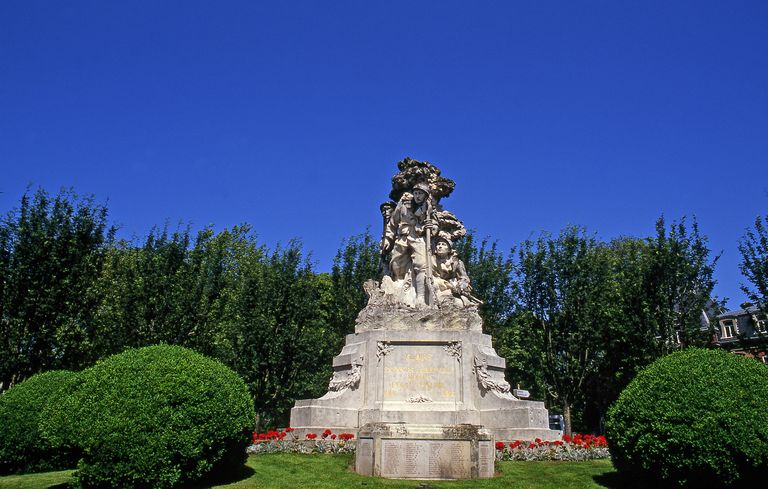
(289, 327), (560, 442)
(356, 423), (492, 480)
(355, 290), (483, 331)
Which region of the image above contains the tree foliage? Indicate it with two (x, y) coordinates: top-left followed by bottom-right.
(587, 218), (720, 429)
(0, 370), (80, 474)
(606, 348), (768, 487)
(739, 215), (768, 311)
(513, 226), (616, 434)
(0, 187), (727, 433)
(329, 230), (380, 336)
(0, 189), (113, 390)
(41, 345), (255, 488)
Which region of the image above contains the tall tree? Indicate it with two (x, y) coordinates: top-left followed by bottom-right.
(514, 226), (616, 435)
(586, 217), (720, 432)
(0, 189), (113, 390)
(222, 238), (338, 429)
(453, 233), (516, 335)
(739, 215), (768, 311)
(329, 230), (380, 337)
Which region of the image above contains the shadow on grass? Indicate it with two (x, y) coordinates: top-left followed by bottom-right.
(187, 464), (256, 488)
(593, 470), (650, 489)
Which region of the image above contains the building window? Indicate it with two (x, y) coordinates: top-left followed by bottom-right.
(720, 320), (736, 339)
(756, 319), (767, 334)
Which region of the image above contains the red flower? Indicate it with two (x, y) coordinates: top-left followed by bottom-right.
(339, 433), (354, 441)
(306, 433), (317, 440)
(495, 441), (505, 450)
(528, 443), (537, 449)
(562, 434), (572, 443)
(285, 427), (295, 432)
(595, 436), (607, 447)
(331, 434), (337, 440)
(322, 428), (333, 439)
(535, 438), (542, 444)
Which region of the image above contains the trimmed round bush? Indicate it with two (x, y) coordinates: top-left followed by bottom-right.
(40, 345), (255, 488)
(0, 370), (80, 474)
(606, 348), (768, 487)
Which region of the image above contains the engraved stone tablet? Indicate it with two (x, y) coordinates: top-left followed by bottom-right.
(379, 439), (471, 479)
(355, 438), (374, 476)
(477, 440), (494, 478)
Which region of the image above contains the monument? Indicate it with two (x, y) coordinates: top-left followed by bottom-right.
(289, 158), (560, 479)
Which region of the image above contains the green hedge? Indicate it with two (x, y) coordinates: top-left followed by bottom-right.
(0, 370), (80, 474)
(606, 348), (768, 486)
(40, 345), (255, 488)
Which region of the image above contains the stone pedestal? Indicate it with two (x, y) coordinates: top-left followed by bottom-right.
(355, 423), (494, 480)
(289, 307), (561, 459)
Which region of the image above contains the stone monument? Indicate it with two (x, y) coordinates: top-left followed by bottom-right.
(289, 158), (560, 479)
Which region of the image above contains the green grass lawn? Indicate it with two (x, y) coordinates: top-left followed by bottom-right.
(0, 454), (630, 489)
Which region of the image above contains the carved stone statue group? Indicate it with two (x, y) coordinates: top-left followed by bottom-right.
(375, 158), (480, 310)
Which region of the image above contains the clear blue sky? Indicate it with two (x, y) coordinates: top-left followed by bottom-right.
(1, 1), (766, 309)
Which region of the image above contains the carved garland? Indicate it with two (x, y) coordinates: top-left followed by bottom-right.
(376, 341), (394, 361)
(406, 395), (434, 403)
(473, 355), (515, 399)
(328, 357), (364, 392)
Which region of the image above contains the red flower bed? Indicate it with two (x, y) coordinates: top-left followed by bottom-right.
(496, 433), (610, 461)
(249, 427), (355, 455)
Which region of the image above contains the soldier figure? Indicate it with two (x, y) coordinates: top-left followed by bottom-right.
(378, 201), (396, 277)
(380, 183), (437, 307)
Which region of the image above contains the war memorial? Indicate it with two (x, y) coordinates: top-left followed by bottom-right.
(290, 158), (560, 479)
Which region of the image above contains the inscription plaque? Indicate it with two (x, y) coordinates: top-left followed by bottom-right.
(382, 344), (459, 402)
(477, 440), (493, 478)
(379, 439), (471, 479)
(356, 438), (374, 476)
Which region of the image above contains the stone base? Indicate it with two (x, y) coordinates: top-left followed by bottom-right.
(355, 423), (494, 480)
(289, 326), (561, 443)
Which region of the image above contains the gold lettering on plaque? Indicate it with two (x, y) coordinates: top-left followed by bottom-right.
(382, 345), (458, 402)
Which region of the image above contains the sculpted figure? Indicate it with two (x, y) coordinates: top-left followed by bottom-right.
(363, 158), (476, 311)
(432, 235), (482, 307)
(380, 184), (437, 307)
(378, 201), (396, 277)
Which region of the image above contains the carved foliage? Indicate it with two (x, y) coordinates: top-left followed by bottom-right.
(328, 357), (364, 392)
(473, 355), (516, 400)
(377, 341), (394, 361)
(444, 341), (462, 360)
(406, 395), (434, 403)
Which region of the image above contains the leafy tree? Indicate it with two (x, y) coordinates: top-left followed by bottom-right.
(451, 233), (543, 394)
(514, 226), (617, 435)
(453, 233), (516, 334)
(587, 217), (720, 432)
(221, 238), (338, 430)
(89, 225), (234, 361)
(739, 215), (768, 311)
(0, 189), (113, 390)
(644, 217), (718, 350)
(329, 230), (380, 336)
